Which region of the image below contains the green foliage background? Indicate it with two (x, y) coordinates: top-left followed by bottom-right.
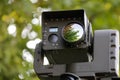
(0, 0), (120, 80)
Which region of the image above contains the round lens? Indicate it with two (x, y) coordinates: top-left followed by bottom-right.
(63, 23), (84, 42)
(48, 34), (58, 43)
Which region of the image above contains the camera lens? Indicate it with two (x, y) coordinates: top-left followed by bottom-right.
(62, 23), (84, 43)
(48, 34), (58, 43)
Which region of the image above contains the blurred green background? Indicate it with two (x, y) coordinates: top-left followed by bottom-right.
(0, 0), (120, 80)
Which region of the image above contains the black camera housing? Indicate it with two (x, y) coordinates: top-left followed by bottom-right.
(42, 10), (92, 64)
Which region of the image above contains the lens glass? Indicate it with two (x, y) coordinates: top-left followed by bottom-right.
(63, 23), (83, 42)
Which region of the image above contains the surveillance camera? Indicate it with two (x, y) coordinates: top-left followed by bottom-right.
(42, 10), (93, 64)
(34, 9), (120, 80)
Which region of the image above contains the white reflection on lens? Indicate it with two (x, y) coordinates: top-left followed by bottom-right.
(71, 24), (84, 39)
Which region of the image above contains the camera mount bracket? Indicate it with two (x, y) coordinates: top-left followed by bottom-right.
(34, 30), (119, 80)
